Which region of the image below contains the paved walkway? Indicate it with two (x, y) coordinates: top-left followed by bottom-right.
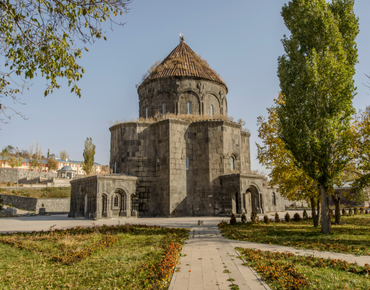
(1, 212), (369, 289)
(169, 225), (268, 290)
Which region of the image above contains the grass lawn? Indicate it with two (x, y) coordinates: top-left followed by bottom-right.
(219, 214), (370, 256)
(0, 224), (189, 289)
(0, 186), (71, 198)
(237, 248), (370, 290)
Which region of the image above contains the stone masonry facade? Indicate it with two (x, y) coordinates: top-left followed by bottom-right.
(69, 39), (285, 219)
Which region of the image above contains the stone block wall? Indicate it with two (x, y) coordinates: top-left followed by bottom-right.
(137, 77), (228, 118)
(0, 168), (58, 183)
(110, 118), (255, 217)
(0, 194), (70, 213)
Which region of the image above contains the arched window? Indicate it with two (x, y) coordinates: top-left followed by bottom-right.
(162, 103), (166, 115)
(272, 192), (276, 206)
(145, 108), (148, 119)
(188, 102), (192, 114)
(185, 157), (189, 170)
(230, 156), (235, 170)
(210, 105), (214, 117)
(114, 195), (119, 207)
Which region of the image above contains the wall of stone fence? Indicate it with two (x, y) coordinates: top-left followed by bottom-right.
(0, 168), (84, 184)
(0, 194), (70, 214)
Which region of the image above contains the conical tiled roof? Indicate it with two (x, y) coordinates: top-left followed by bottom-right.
(139, 38), (226, 89)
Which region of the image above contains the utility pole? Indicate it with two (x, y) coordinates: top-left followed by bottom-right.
(16, 147), (19, 189)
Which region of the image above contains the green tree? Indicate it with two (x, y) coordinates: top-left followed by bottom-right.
(257, 94), (322, 226)
(0, 0), (131, 123)
(277, 0), (359, 233)
(60, 150), (69, 161)
(81, 137), (96, 175)
(8, 156), (23, 168)
(46, 158), (58, 171)
(29, 158), (39, 170)
(1, 148), (8, 167)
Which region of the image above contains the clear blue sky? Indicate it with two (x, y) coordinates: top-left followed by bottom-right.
(2, 0), (370, 172)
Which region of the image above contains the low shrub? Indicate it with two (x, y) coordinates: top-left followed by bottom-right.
(365, 209), (369, 214)
(342, 208), (347, 216)
(251, 212), (258, 223)
(275, 212), (280, 222)
(360, 207), (365, 214)
(8, 203), (12, 207)
(7, 182), (10, 187)
(303, 209), (308, 220)
(218, 220), (228, 228)
(354, 207), (359, 215)
(348, 208), (353, 216)
(241, 213), (247, 223)
(263, 215), (270, 224)
(230, 213), (236, 225)
(285, 212), (291, 222)
(293, 213), (301, 222)
(11, 190), (15, 194)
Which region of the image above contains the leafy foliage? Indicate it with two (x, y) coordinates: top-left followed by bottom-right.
(81, 137), (95, 174)
(257, 94), (319, 203)
(230, 213), (236, 225)
(0, 0), (131, 123)
(277, 0), (359, 234)
(46, 158), (58, 171)
(8, 156), (23, 168)
(59, 150), (69, 161)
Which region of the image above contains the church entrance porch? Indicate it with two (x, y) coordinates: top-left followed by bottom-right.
(68, 174), (138, 220)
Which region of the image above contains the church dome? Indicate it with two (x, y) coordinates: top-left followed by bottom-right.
(137, 37), (228, 119)
(139, 37), (227, 90)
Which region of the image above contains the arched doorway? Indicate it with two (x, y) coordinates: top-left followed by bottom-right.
(102, 194), (107, 218)
(247, 185), (260, 214)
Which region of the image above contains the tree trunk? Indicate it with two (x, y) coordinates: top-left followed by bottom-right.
(333, 195), (341, 225)
(311, 197), (318, 227)
(320, 184), (331, 234)
(317, 198), (321, 225)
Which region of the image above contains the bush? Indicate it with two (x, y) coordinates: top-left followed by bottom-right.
(7, 182), (11, 187)
(241, 213), (247, 223)
(251, 212), (258, 223)
(342, 208), (347, 216)
(354, 207), (359, 215)
(303, 209), (308, 220)
(0, 197), (3, 211)
(8, 203), (12, 207)
(365, 209), (369, 214)
(263, 215), (270, 224)
(11, 190), (16, 194)
(275, 212), (280, 222)
(360, 207), (365, 214)
(285, 212), (291, 222)
(348, 208), (353, 216)
(293, 213), (301, 222)
(230, 213), (236, 225)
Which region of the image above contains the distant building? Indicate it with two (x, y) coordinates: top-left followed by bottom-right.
(0, 157), (102, 176)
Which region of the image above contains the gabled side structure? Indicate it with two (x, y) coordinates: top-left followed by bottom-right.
(69, 38), (285, 219)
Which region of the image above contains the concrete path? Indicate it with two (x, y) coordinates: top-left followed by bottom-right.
(169, 225), (269, 290)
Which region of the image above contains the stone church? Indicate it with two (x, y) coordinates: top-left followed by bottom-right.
(69, 37), (285, 219)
